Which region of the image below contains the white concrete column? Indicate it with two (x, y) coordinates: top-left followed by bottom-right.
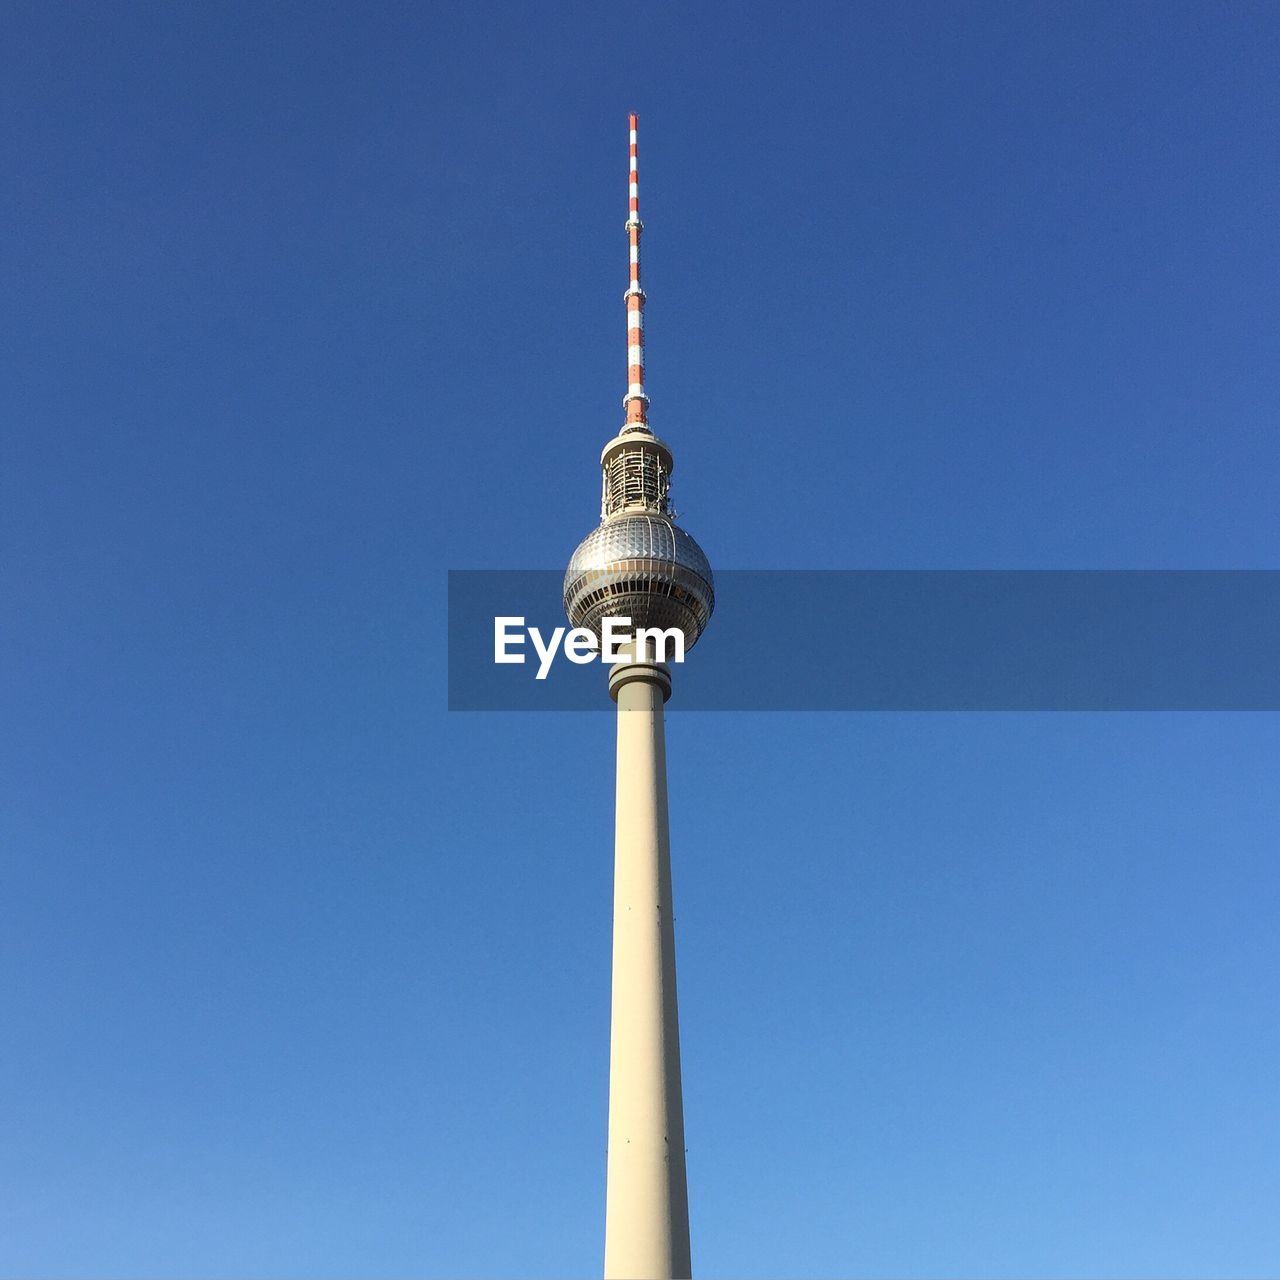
(603, 654), (691, 1280)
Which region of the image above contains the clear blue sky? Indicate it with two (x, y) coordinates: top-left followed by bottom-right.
(2, 2), (1278, 1276)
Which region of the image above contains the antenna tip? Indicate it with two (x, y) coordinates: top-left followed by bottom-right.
(629, 112), (638, 129)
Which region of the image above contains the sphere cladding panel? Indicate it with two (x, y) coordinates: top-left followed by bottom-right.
(564, 515), (715, 648)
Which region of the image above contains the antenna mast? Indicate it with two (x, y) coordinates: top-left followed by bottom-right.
(623, 112), (649, 433)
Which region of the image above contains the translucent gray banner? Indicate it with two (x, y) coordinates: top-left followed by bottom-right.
(447, 570), (1280, 711)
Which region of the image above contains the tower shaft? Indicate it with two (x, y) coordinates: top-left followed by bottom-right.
(604, 657), (691, 1279)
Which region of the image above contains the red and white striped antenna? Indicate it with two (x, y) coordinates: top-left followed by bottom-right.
(622, 112), (649, 433)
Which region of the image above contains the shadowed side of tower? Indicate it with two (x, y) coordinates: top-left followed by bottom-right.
(564, 115), (712, 1280)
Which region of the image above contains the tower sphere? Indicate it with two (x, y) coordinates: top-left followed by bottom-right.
(564, 512), (714, 649)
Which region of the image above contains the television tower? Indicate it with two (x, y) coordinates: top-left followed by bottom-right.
(564, 115), (715, 1280)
